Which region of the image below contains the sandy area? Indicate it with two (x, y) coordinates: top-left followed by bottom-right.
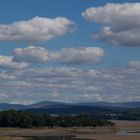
(112, 120), (140, 129)
(93, 120), (140, 140)
(0, 120), (140, 140)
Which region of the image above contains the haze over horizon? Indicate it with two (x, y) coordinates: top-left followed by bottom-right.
(0, 0), (140, 105)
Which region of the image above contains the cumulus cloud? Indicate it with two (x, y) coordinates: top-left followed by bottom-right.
(0, 16), (75, 42)
(49, 47), (104, 64)
(0, 55), (29, 69)
(0, 72), (16, 80)
(0, 46), (104, 71)
(94, 26), (140, 47)
(129, 60), (140, 69)
(82, 3), (140, 47)
(1, 62), (140, 104)
(13, 46), (104, 65)
(13, 46), (49, 63)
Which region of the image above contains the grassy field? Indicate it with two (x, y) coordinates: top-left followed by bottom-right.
(0, 120), (140, 140)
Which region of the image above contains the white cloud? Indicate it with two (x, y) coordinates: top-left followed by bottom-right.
(82, 3), (140, 47)
(83, 69), (100, 77)
(13, 46), (49, 63)
(129, 60), (140, 69)
(0, 63), (140, 103)
(94, 26), (140, 47)
(0, 72), (16, 80)
(5, 81), (31, 87)
(50, 47), (104, 64)
(0, 46), (104, 71)
(0, 93), (8, 101)
(23, 67), (81, 78)
(82, 3), (140, 31)
(13, 46), (104, 65)
(0, 16), (75, 42)
(0, 55), (29, 69)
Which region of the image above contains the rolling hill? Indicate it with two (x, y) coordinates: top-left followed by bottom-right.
(0, 101), (140, 120)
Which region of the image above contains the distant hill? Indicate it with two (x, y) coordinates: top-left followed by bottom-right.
(1, 101), (140, 120)
(28, 101), (70, 109)
(78, 102), (140, 108)
(26, 105), (118, 115)
(0, 101), (71, 111)
(0, 103), (27, 110)
(0, 101), (140, 111)
(28, 101), (140, 109)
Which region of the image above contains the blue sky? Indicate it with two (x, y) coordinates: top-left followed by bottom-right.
(0, 0), (140, 104)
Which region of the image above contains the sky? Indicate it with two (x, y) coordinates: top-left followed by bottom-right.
(0, 0), (140, 104)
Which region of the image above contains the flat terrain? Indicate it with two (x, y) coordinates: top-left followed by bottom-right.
(0, 120), (140, 140)
(112, 120), (140, 129)
(93, 120), (140, 140)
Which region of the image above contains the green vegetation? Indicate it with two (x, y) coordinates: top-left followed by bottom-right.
(92, 108), (140, 120)
(116, 108), (140, 120)
(27, 107), (140, 120)
(0, 110), (114, 128)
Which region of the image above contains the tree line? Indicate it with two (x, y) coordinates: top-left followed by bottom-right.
(0, 110), (115, 128)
